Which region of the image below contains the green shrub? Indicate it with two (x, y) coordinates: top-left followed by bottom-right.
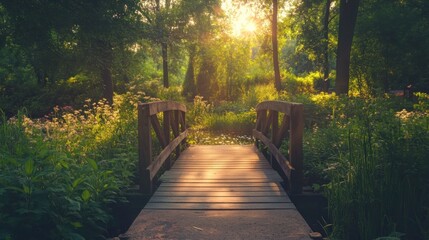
(0, 92), (144, 239)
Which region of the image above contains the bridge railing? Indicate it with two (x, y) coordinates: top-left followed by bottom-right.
(138, 101), (187, 194)
(253, 101), (303, 194)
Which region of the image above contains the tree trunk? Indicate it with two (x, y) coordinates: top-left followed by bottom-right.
(183, 46), (197, 101)
(101, 65), (113, 104)
(322, 0), (331, 92)
(161, 42), (169, 88)
(272, 0), (281, 92)
(97, 40), (114, 104)
(335, 0), (360, 95)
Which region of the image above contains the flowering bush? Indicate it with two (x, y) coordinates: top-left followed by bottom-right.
(0, 92), (145, 239)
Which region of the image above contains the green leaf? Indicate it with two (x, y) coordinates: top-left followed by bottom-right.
(23, 185), (31, 194)
(72, 178), (84, 189)
(71, 221), (83, 228)
(81, 189), (91, 202)
(88, 159), (98, 171)
(24, 159), (34, 176)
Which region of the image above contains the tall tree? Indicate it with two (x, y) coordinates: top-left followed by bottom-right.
(322, 0), (331, 92)
(139, 0), (218, 88)
(272, 0), (281, 91)
(335, 0), (360, 95)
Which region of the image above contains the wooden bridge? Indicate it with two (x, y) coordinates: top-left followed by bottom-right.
(121, 101), (314, 240)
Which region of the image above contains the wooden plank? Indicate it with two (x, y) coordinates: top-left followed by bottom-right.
(164, 169), (279, 175)
(156, 186), (284, 192)
(162, 173), (281, 179)
(161, 178), (282, 183)
(152, 191), (287, 198)
(172, 165), (270, 169)
(175, 162), (267, 166)
(160, 182), (281, 187)
(144, 202), (295, 210)
(178, 155), (264, 160)
(160, 175), (282, 181)
(149, 196), (291, 203)
(152, 191), (287, 197)
(172, 163), (270, 167)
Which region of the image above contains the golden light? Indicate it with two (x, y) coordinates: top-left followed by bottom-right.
(221, 0), (258, 37)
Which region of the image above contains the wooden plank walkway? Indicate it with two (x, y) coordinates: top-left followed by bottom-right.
(123, 145), (312, 239)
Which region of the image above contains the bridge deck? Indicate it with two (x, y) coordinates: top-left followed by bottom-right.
(123, 145), (312, 239)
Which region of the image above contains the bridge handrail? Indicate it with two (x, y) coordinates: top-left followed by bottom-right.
(253, 100), (303, 194)
(138, 101), (187, 194)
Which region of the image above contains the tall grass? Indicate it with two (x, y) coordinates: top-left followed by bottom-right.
(322, 96), (429, 240)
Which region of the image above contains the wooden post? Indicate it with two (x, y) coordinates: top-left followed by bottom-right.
(138, 104), (153, 194)
(289, 104), (304, 194)
(271, 110), (279, 169)
(163, 111), (171, 169)
(173, 110), (180, 158)
(180, 111), (186, 150)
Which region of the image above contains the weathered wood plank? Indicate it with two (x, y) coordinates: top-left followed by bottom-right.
(172, 165), (271, 169)
(152, 191), (288, 197)
(160, 182), (281, 187)
(156, 186), (284, 192)
(161, 175), (283, 181)
(161, 178), (282, 183)
(164, 169), (280, 175)
(149, 196), (291, 203)
(144, 202), (295, 210)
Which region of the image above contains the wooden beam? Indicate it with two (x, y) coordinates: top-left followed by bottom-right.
(147, 130), (188, 180)
(150, 115), (168, 148)
(144, 101), (186, 115)
(253, 129), (292, 181)
(273, 114), (290, 148)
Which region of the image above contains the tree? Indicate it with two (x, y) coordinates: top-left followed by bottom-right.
(182, 45), (197, 101)
(335, 0), (360, 95)
(139, 0), (219, 88)
(322, 0), (332, 92)
(1, 0), (143, 105)
(272, 0), (282, 91)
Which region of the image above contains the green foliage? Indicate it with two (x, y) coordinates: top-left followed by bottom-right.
(187, 131), (253, 145)
(282, 71), (317, 94)
(352, 0), (429, 92)
(187, 96), (255, 141)
(240, 84), (279, 107)
(301, 96), (429, 240)
(0, 92), (143, 239)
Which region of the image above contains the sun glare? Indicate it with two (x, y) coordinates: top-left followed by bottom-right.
(222, 0), (258, 37)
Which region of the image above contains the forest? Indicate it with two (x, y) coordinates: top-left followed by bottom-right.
(0, 0), (428, 239)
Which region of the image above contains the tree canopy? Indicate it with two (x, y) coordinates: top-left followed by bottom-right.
(0, 0), (428, 116)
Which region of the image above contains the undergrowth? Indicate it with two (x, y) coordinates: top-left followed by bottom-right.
(0, 92), (145, 240)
